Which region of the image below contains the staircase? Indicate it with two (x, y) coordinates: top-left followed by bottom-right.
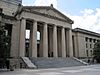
(21, 57), (37, 69)
(30, 57), (88, 69)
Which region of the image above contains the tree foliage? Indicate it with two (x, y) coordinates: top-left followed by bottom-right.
(0, 23), (11, 59)
(93, 41), (100, 63)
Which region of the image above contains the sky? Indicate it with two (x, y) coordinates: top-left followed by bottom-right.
(22, 0), (100, 34)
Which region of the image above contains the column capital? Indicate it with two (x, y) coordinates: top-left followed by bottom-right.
(53, 24), (57, 27)
(61, 27), (66, 31)
(43, 22), (48, 25)
(33, 20), (37, 23)
(21, 17), (26, 20)
(61, 26), (65, 29)
(67, 28), (72, 30)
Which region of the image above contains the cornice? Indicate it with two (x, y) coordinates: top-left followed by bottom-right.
(72, 28), (100, 37)
(22, 6), (74, 24)
(23, 9), (73, 24)
(0, 13), (16, 20)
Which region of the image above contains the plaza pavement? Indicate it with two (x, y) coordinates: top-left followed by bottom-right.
(0, 65), (100, 75)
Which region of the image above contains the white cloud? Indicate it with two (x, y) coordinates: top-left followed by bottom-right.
(33, 0), (57, 8)
(66, 8), (100, 33)
(23, 0), (100, 33)
(80, 9), (94, 15)
(26, 8), (100, 38)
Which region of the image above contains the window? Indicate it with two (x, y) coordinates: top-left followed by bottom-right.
(90, 50), (93, 57)
(86, 43), (88, 48)
(89, 38), (92, 42)
(90, 44), (92, 48)
(86, 50), (89, 57)
(93, 39), (96, 43)
(97, 40), (100, 42)
(85, 37), (88, 42)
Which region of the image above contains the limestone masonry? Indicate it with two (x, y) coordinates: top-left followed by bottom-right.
(0, 0), (100, 68)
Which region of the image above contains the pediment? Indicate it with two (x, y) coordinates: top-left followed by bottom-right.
(23, 6), (73, 24)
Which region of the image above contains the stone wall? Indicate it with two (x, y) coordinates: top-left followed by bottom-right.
(0, 1), (19, 16)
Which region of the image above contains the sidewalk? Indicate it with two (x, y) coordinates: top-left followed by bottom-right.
(0, 69), (10, 72)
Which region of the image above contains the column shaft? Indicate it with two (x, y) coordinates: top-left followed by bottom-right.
(19, 19), (26, 57)
(65, 30), (69, 57)
(39, 27), (43, 57)
(53, 25), (58, 57)
(29, 24), (32, 57)
(61, 27), (66, 57)
(43, 23), (48, 57)
(31, 21), (37, 57)
(68, 29), (73, 57)
(11, 21), (20, 57)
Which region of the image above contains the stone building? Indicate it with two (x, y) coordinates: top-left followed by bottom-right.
(0, 0), (100, 68)
(72, 28), (100, 58)
(0, 0), (74, 67)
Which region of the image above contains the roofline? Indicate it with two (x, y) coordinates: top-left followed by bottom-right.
(0, 13), (16, 20)
(1, 0), (22, 6)
(72, 28), (100, 37)
(51, 7), (74, 24)
(22, 6), (74, 24)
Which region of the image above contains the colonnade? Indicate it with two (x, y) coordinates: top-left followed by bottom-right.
(19, 18), (73, 58)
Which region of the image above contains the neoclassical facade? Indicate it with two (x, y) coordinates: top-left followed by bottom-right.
(0, 0), (100, 68)
(0, 0), (74, 60)
(17, 6), (74, 58)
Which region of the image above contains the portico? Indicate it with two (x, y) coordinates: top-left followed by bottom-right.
(5, 5), (74, 61)
(1, 0), (100, 69)
(18, 14), (73, 58)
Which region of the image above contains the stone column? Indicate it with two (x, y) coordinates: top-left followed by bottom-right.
(43, 23), (48, 57)
(61, 27), (66, 57)
(39, 27), (43, 57)
(31, 20), (37, 57)
(19, 18), (26, 57)
(53, 25), (58, 57)
(29, 24), (32, 57)
(0, 14), (2, 21)
(48, 27), (53, 57)
(11, 21), (20, 58)
(9, 21), (21, 68)
(68, 29), (73, 57)
(65, 29), (68, 57)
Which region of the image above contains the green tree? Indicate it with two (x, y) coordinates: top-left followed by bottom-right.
(93, 41), (100, 63)
(0, 23), (11, 59)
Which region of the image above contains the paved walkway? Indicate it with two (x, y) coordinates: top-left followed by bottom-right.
(0, 65), (100, 75)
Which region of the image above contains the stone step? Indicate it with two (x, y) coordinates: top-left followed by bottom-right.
(21, 57), (37, 69)
(29, 57), (87, 69)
